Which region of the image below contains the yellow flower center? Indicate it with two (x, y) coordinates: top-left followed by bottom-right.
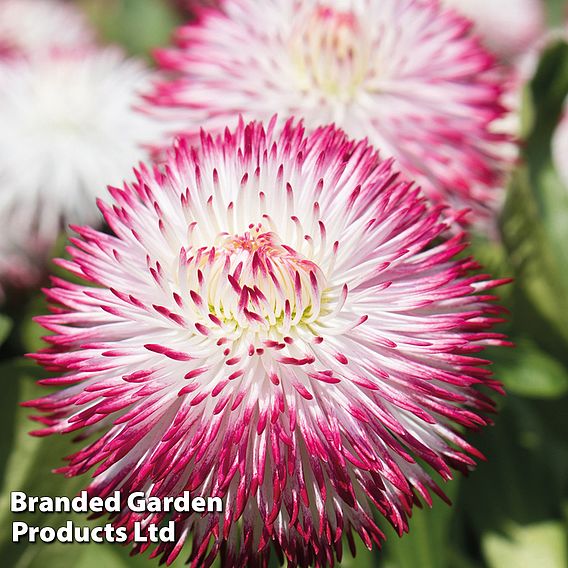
(188, 224), (327, 342)
(289, 5), (369, 101)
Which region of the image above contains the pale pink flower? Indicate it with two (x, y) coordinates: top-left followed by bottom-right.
(0, 0), (95, 58)
(145, 0), (512, 224)
(28, 118), (508, 567)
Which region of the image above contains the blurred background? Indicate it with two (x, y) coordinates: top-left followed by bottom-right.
(1, 0), (568, 567)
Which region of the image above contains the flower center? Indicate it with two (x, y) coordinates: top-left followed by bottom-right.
(289, 4), (369, 101)
(185, 224), (327, 343)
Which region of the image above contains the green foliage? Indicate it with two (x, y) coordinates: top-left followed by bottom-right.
(501, 43), (568, 346)
(482, 521), (567, 568)
(78, 0), (182, 58)
(548, 0), (568, 25)
(0, 360), (91, 567)
(378, 482), (459, 568)
(488, 338), (568, 398)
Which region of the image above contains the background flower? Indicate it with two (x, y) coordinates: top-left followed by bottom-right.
(0, 44), (161, 297)
(0, 0), (95, 58)
(442, 0), (547, 63)
(28, 118), (508, 566)
(145, 0), (512, 225)
(0, 47), (159, 240)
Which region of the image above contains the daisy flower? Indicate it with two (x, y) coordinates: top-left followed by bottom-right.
(0, 0), (95, 58)
(27, 118), (508, 567)
(0, 46), (161, 294)
(145, 0), (511, 224)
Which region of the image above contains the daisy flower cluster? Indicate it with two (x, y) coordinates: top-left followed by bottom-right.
(0, 0), (161, 299)
(16, 0), (520, 566)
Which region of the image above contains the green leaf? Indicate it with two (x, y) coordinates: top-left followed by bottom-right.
(501, 43), (568, 346)
(489, 338), (568, 399)
(501, 166), (568, 346)
(0, 359), (47, 493)
(14, 540), (91, 568)
(460, 396), (568, 540)
(482, 521), (568, 568)
(0, 359), (92, 567)
(76, 541), (201, 568)
(74, 544), (147, 568)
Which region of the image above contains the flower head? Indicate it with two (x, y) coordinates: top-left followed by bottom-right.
(145, 0), (511, 224)
(0, 46), (161, 294)
(0, 0), (95, 58)
(28, 118), (508, 567)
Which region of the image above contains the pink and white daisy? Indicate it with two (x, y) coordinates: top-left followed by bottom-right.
(145, 0), (512, 224)
(0, 46), (161, 295)
(442, 0), (546, 63)
(28, 118), (508, 567)
(0, 0), (95, 58)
